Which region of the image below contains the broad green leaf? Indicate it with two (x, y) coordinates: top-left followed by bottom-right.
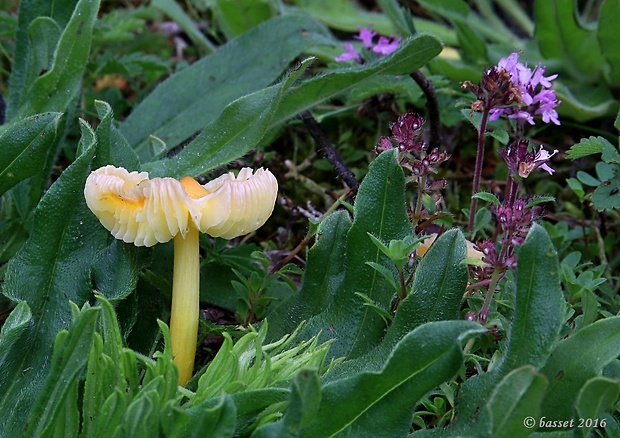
(143, 33), (441, 178)
(598, 0), (620, 85)
(270, 34), (442, 127)
(0, 134), (107, 437)
(299, 321), (485, 437)
(480, 366), (548, 438)
(17, 0), (101, 118)
(0, 112), (63, 196)
(142, 55), (312, 179)
(91, 241), (141, 301)
(293, 149), (411, 361)
(534, 0), (605, 82)
(387, 229), (468, 341)
(592, 178), (620, 211)
(453, 224), (564, 424)
(23, 306), (99, 438)
(152, 0), (216, 53)
(207, 0), (276, 39)
(540, 316), (620, 420)
(324, 229), (469, 381)
(554, 80), (618, 122)
(266, 211), (352, 340)
(121, 14), (333, 161)
(575, 377), (620, 438)
(295, 0), (457, 45)
(6, 0), (78, 120)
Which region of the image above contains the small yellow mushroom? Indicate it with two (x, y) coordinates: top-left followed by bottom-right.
(84, 165), (278, 385)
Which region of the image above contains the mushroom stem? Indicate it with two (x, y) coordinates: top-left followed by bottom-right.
(170, 224), (200, 386)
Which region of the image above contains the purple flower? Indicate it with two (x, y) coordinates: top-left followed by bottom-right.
(469, 52), (561, 126)
(335, 42), (361, 63)
(355, 26), (376, 49)
(499, 140), (559, 178)
(372, 36), (400, 55)
(334, 26), (401, 62)
(389, 113), (426, 151)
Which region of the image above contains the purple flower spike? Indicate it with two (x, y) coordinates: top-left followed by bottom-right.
(468, 52), (561, 126)
(355, 26), (377, 49)
(335, 42), (361, 63)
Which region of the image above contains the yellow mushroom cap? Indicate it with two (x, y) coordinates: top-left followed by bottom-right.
(84, 165), (278, 246)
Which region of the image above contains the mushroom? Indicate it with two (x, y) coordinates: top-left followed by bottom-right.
(84, 165), (278, 385)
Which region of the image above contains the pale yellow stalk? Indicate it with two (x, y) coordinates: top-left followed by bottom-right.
(170, 225), (200, 386)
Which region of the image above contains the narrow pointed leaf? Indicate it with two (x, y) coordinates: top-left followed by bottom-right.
(540, 315), (620, 420)
(120, 14), (333, 160)
(0, 137), (107, 436)
(0, 112), (63, 196)
(454, 224), (564, 424)
(17, 0), (100, 118)
(23, 306), (99, 438)
(266, 211), (352, 340)
(575, 377), (620, 438)
(300, 321), (485, 437)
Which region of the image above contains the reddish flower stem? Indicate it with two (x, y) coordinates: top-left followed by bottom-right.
(468, 107), (491, 233)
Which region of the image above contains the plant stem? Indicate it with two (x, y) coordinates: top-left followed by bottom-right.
(468, 107), (491, 233)
(479, 266), (501, 323)
(170, 225), (200, 386)
(410, 70), (441, 150)
(413, 175), (427, 222)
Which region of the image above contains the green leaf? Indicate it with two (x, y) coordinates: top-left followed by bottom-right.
(266, 211), (352, 340)
(152, 0), (216, 53)
(566, 136), (616, 160)
(534, 0), (605, 82)
(0, 301), (34, 378)
(253, 369), (322, 437)
(299, 321), (485, 437)
(6, 0), (79, 121)
(207, 0), (276, 39)
(91, 241), (141, 301)
(454, 224), (564, 424)
(553, 80), (618, 122)
(24, 17), (61, 89)
(91, 100), (140, 171)
(540, 316), (620, 421)
(472, 191), (500, 205)
(143, 33), (441, 178)
(295, 149), (411, 361)
(17, 0), (101, 118)
(0, 133), (107, 436)
(185, 395), (236, 438)
(592, 178), (620, 211)
(0, 112), (63, 196)
(23, 306), (99, 438)
(575, 377), (620, 438)
(479, 366), (548, 438)
(598, 0), (620, 85)
(324, 229), (469, 381)
(121, 14), (333, 161)
(270, 34), (443, 127)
